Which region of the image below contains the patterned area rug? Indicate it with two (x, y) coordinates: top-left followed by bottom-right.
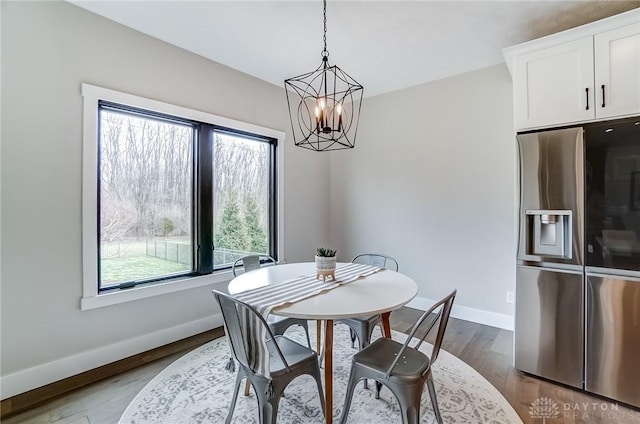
(119, 325), (522, 423)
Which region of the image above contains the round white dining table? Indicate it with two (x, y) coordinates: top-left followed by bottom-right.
(228, 262), (418, 424)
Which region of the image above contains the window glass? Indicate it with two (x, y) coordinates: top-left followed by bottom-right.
(99, 108), (193, 289)
(213, 131), (271, 268)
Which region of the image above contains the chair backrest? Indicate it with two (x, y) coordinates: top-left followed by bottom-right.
(385, 290), (456, 377)
(352, 253), (399, 272)
(410, 290), (456, 364)
(232, 255), (277, 277)
(212, 290), (288, 373)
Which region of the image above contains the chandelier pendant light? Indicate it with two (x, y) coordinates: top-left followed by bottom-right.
(284, 0), (364, 151)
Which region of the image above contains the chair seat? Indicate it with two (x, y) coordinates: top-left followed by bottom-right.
(267, 335), (317, 376)
(353, 338), (431, 382)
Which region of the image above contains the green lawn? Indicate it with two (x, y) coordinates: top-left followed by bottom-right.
(101, 255), (191, 286)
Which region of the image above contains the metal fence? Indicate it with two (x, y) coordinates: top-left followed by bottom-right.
(102, 240), (263, 268)
(212, 248), (262, 268)
(146, 240), (191, 265)
(100, 241), (146, 259)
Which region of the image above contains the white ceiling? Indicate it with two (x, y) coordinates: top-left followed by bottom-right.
(69, 1), (640, 98)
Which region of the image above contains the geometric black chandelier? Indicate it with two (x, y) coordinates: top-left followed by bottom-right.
(284, 0), (364, 151)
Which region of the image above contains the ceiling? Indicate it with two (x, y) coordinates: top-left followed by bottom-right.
(69, 1), (640, 98)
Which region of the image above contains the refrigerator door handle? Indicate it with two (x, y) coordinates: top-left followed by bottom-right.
(585, 267), (640, 281)
(518, 264), (583, 275)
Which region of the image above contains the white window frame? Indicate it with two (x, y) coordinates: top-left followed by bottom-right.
(81, 83), (285, 310)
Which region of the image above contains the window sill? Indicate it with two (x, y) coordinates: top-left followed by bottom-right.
(80, 271), (233, 310)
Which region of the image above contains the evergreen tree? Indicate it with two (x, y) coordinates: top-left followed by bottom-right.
(216, 191), (248, 251)
(245, 197), (267, 253)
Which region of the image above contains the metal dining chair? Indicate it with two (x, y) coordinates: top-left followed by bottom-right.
(336, 253), (399, 389)
(232, 255), (312, 349)
(339, 290), (457, 424)
(213, 290), (325, 424)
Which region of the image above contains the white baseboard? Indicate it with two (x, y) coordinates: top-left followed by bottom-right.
(406, 296), (514, 331)
(0, 313), (223, 400)
(1, 299), (512, 400)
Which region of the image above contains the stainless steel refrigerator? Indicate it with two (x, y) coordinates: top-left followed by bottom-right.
(516, 127), (585, 389)
(515, 118), (640, 407)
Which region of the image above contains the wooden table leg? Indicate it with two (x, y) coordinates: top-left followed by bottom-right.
(324, 319), (333, 424)
(381, 312), (392, 338)
(317, 320), (323, 354)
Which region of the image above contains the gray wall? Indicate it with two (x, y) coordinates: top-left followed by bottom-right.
(0, 1), (330, 397)
(329, 64), (517, 322)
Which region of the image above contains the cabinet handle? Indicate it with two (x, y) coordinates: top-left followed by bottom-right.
(585, 88), (589, 110)
(601, 84), (606, 108)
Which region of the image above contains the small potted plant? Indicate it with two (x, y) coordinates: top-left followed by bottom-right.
(315, 247), (337, 281)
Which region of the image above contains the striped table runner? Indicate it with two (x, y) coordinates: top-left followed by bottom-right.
(235, 262), (382, 379)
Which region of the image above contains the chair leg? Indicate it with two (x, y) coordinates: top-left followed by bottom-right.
(266, 396), (281, 424)
(426, 375), (443, 424)
(363, 324), (387, 396)
(338, 366), (360, 424)
(252, 377), (280, 424)
(399, 403), (420, 424)
(395, 383), (423, 424)
(359, 329), (370, 391)
(226, 372), (244, 424)
(345, 322), (374, 391)
(375, 381), (383, 399)
(311, 362), (327, 417)
(258, 397), (275, 424)
(349, 328), (357, 348)
(302, 321), (312, 349)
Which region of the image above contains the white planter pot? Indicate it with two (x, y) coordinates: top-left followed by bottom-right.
(315, 255), (337, 270)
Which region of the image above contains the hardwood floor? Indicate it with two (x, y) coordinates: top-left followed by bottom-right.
(3, 307), (639, 424)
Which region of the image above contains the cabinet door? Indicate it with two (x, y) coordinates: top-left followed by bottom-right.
(595, 23), (640, 119)
(514, 37), (595, 130)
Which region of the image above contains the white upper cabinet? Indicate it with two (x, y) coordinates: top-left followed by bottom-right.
(504, 8), (640, 131)
(594, 23), (640, 119)
(513, 37), (595, 129)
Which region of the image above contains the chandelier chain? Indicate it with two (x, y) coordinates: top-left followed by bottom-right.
(322, 0), (328, 56)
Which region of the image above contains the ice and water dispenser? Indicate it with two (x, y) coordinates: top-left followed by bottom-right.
(526, 210), (572, 258)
